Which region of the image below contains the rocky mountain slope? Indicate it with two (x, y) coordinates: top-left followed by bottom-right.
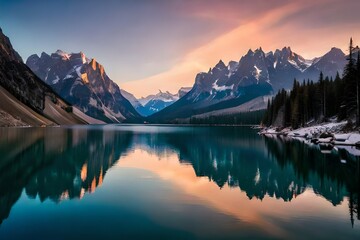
(27, 50), (142, 123)
(0, 27), (93, 126)
(149, 47), (347, 123)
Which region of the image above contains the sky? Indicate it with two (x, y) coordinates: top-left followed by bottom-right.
(1, 0), (360, 97)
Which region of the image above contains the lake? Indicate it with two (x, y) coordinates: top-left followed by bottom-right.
(0, 125), (359, 239)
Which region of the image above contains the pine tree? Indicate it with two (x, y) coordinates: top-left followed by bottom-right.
(344, 38), (357, 119)
(357, 52), (360, 125)
(319, 72), (326, 118)
(303, 80), (309, 124)
(263, 39), (359, 129)
(314, 75), (323, 121)
(263, 99), (271, 125)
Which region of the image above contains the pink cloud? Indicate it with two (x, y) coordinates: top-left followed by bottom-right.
(121, 0), (360, 97)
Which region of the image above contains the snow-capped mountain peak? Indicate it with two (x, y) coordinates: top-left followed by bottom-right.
(26, 50), (141, 122)
(54, 49), (70, 60)
(153, 90), (179, 102)
(147, 46), (347, 123)
(125, 87), (192, 117)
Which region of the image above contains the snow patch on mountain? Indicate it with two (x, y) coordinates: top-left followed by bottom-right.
(212, 79), (233, 91)
(64, 74), (74, 80)
(254, 66), (262, 82)
(75, 66), (82, 78)
(54, 50), (70, 60)
(52, 75), (60, 84)
(273, 61), (277, 69)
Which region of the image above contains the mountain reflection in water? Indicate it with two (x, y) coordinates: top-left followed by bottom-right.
(0, 125), (359, 238)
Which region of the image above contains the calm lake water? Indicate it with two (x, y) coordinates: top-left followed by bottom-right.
(0, 125), (359, 239)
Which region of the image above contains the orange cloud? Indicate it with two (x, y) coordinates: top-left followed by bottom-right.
(120, 1), (360, 98)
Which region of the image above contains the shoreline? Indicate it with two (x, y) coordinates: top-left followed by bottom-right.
(259, 121), (360, 157)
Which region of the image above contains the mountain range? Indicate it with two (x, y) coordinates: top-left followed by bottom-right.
(121, 87), (191, 117)
(26, 50), (141, 123)
(1, 25), (352, 125)
(0, 27), (100, 126)
(148, 47), (347, 122)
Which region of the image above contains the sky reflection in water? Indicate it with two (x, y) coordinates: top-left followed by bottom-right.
(0, 125), (359, 239)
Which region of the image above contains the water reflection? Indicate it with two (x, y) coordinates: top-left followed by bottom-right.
(0, 127), (132, 224)
(0, 125), (359, 231)
(264, 136), (360, 226)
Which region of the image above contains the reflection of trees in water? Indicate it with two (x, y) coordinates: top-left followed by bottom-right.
(264, 136), (360, 225)
(264, 137), (349, 205)
(162, 129), (307, 201)
(0, 128), (132, 224)
(133, 127), (305, 201)
(0, 126), (359, 227)
(135, 127), (360, 225)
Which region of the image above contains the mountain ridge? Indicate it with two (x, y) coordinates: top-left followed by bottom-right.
(148, 46), (347, 123)
(27, 50), (142, 123)
(0, 27), (94, 126)
(122, 88), (191, 117)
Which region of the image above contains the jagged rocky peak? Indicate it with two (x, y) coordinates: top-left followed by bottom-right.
(69, 51), (88, 65)
(253, 47), (266, 59)
(52, 49), (70, 60)
(273, 46), (292, 59)
(327, 47), (345, 57)
(194, 72), (210, 86)
(40, 51), (51, 59)
(214, 59), (226, 69)
(282, 46), (292, 54)
(178, 87), (192, 98)
(239, 48), (258, 62)
(265, 51), (274, 57)
(90, 58), (97, 70)
(45, 49), (88, 64)
(26, 54), (41, 71)
(89, 58), (105, 76)
(228, 60), (239, 72)
(156, 89), (177, 100)
(228, 60), (238, 67)
(26, 48), (141, 122)
(247, 49), (254, 55)
(27, 53), (40, 61)
(208, 59), (228, 77)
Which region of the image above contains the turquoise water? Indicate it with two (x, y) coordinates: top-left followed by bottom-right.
(0, 125), (359, 239)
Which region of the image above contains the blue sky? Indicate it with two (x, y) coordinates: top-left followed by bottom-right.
(1, 0), (360, 97)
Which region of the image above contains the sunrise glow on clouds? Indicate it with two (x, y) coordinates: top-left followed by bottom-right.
(1, 0), (360, 97)
(121, 0), (360, 97)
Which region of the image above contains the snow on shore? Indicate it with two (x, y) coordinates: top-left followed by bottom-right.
(260, 121), (360, 156)
(288, 122), (346, 138)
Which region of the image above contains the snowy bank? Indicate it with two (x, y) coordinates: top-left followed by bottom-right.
(260, 121), (360, 156)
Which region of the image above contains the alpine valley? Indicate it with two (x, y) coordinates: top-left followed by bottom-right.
(0, 26), (349, 125)
(121, 88), (191, 117)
